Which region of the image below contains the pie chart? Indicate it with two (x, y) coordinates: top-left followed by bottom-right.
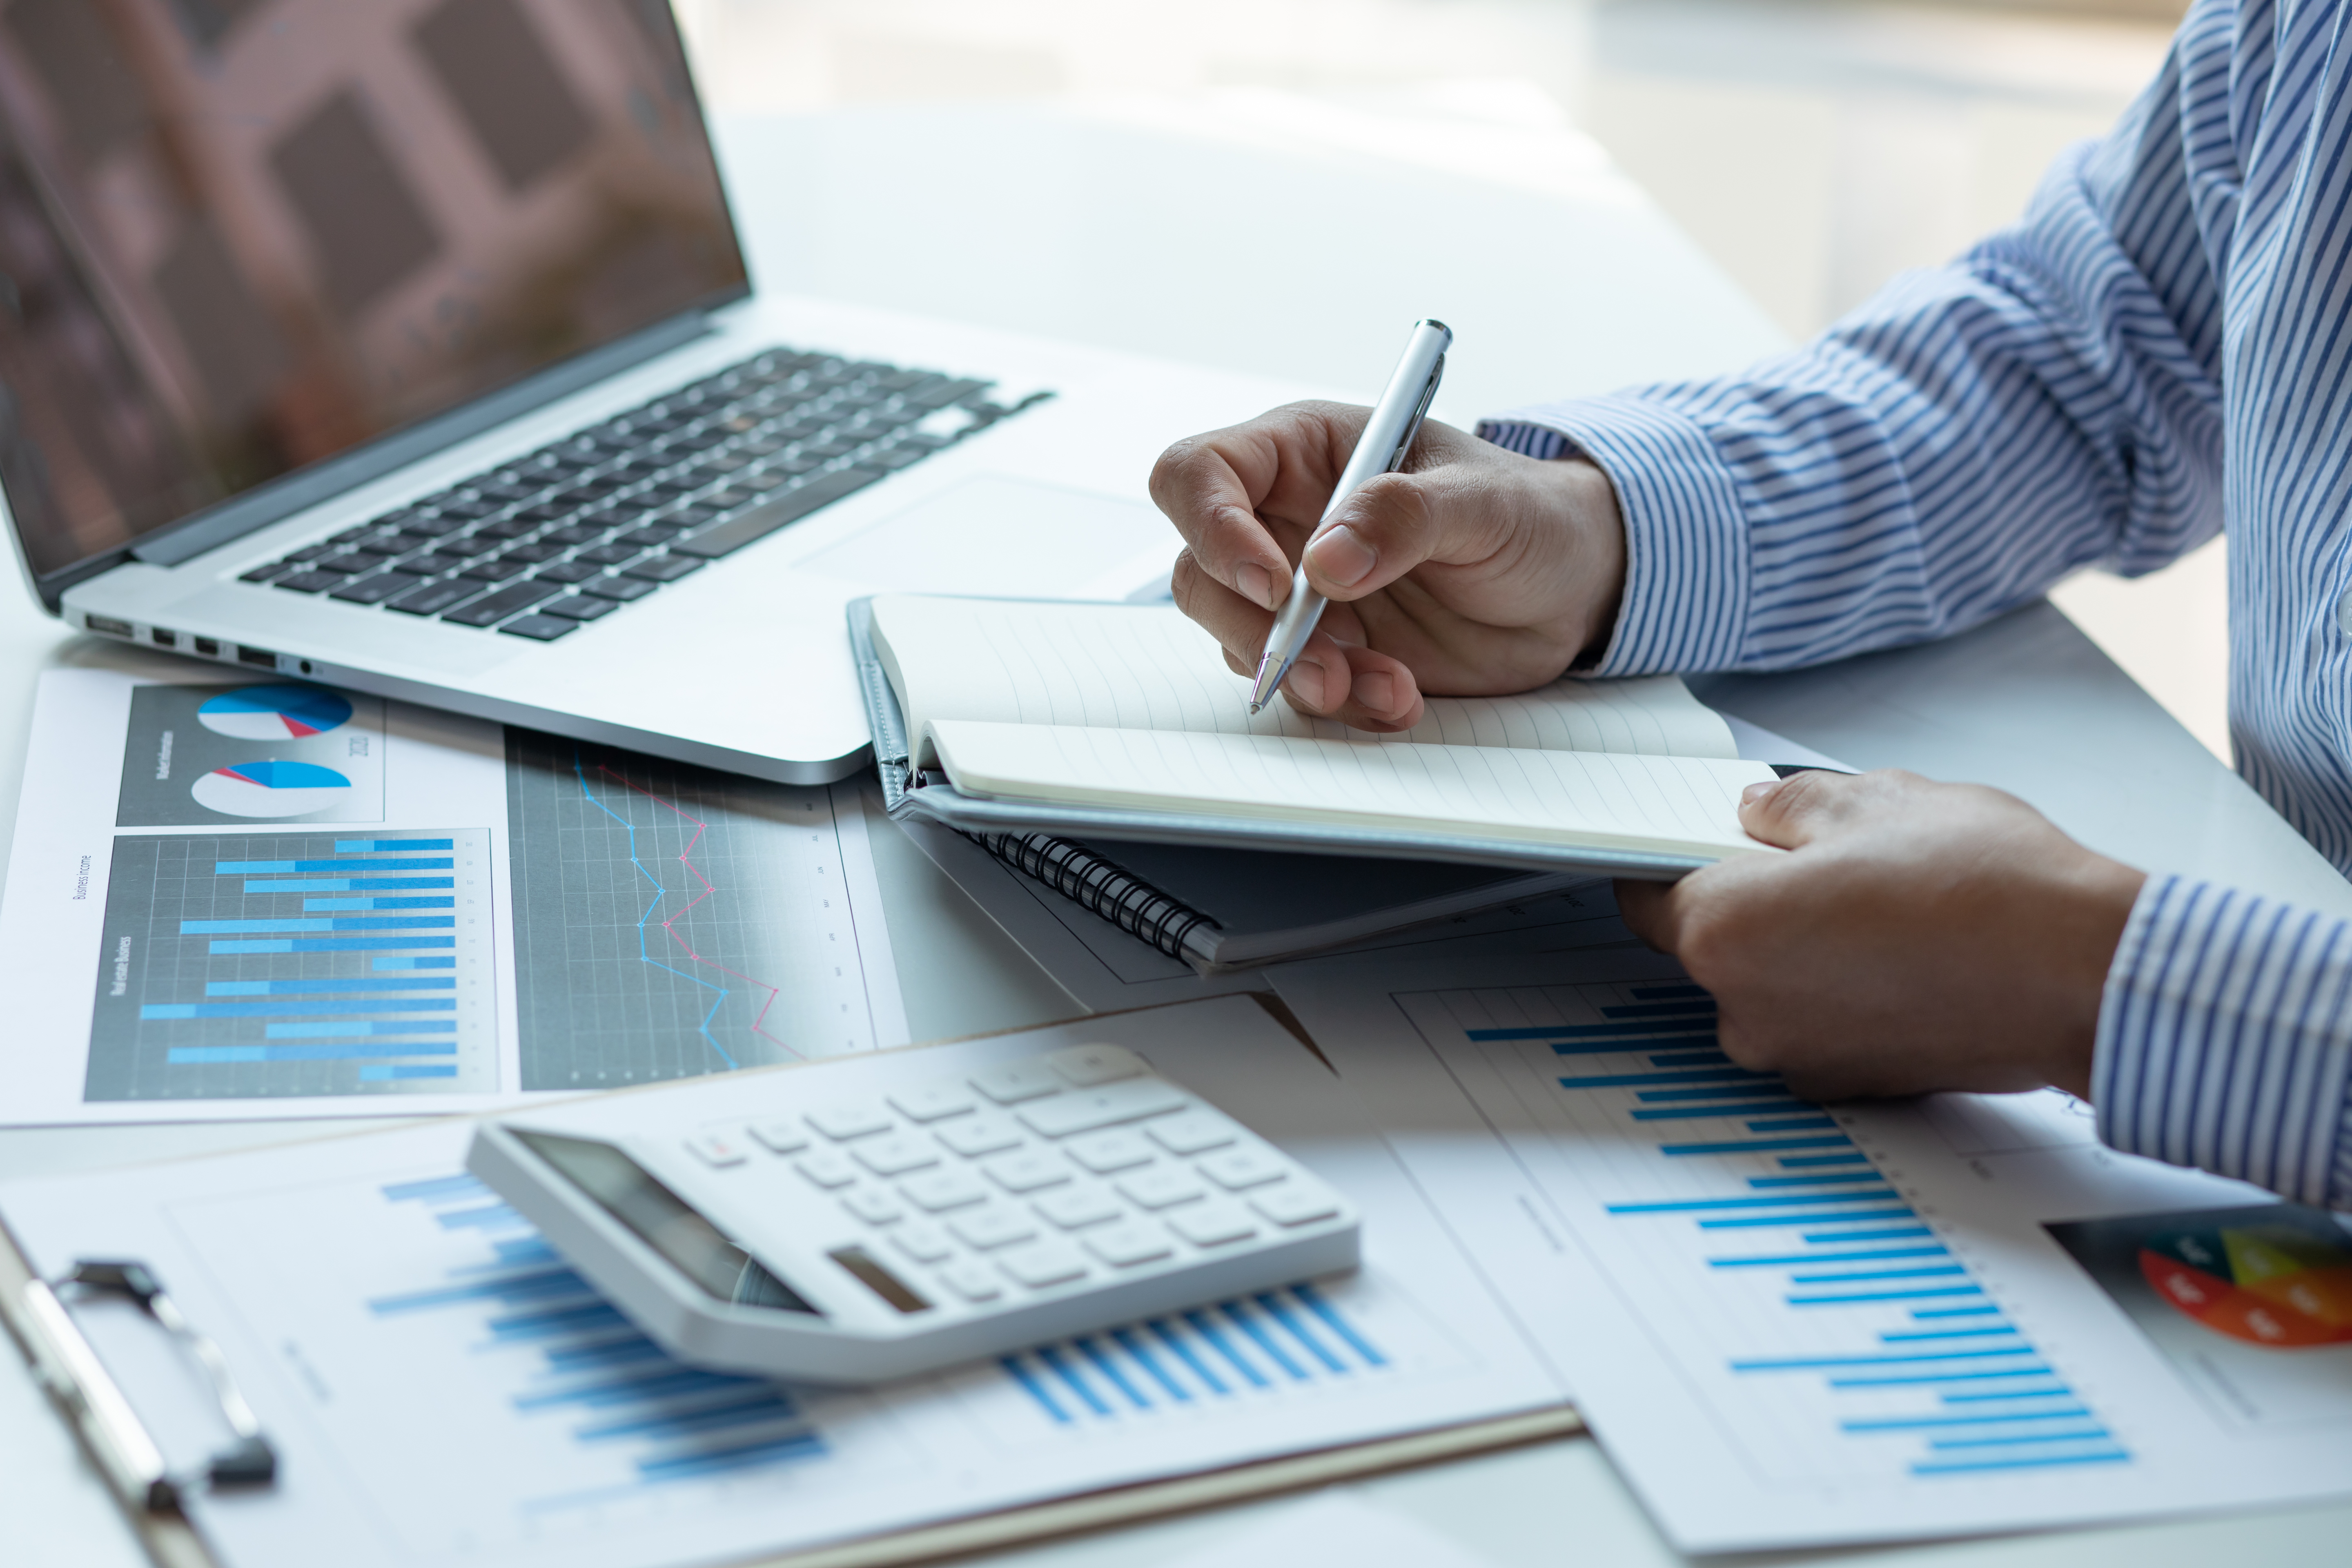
(197, 684), (354, 741)
(190, 760), (353, 819)
(2140, 1220), (2352, 1347)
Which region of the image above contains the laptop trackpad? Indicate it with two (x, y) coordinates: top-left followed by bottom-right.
(800, 475), (1175, 600)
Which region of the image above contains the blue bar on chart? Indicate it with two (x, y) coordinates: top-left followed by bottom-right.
(87, 830), (494, 1102)
(1424, 981), (2131, 1487)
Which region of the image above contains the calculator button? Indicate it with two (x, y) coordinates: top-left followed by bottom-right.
(935, 1115), (1024, 1158)
(843, 1188), (905, 1225)
(749, 1119), (811, 1154)
(1117, 1167), (1206, 1210)
(951, 1208), (1039, 1251)
(891, 1223), (953, 1264)
(1033, 1187), (1123, 1230)
(1017, 1079), (1188, 1138)
(901, 1169), (989, 1212)
(982, 1149), (1071, 1194)
(1199, 1147), (1287, 1192)
(1251, 1185), (1340, 1227)
(807, 1102), (894, 1140)
(941, 1260), (1003, 1302)
(971, 1062), (1062, 1104)
(795, 1151), (860, 1189)
(998, 1240), (1089, 1288)
(889, 1082), (977, 1122)
(1168, 1205), (1259, 1247)
(1065, 1130), (1156, 1174)
(853, 1134), (940, 1177)
(1147, 1111), (1237, 1156)
(686, 1131), (749, 1167)
(1045, 1043), (1146, 1085)
(1084, 1222), (1174, 1269)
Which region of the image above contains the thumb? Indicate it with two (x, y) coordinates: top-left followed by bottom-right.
(1737, 768), (1866, 850)
(1298, 468), (1458, 601)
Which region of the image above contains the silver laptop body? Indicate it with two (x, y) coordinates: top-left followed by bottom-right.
(5, 1), (1290, 781)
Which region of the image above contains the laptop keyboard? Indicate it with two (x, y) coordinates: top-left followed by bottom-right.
(238, 347), (1039, 641)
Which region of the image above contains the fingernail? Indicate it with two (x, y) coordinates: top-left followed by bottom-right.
(1286, 659), (1327, 710)
(1355, 670), (1397, 717)
(1307, 525), (1376, 588)
(1235, 560), (1277, 609)
(1741, 781), (1778, 806)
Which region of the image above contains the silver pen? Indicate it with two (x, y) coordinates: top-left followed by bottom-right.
(1247, 318), (1452, 714)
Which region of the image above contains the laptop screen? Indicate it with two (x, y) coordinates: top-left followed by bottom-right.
(0, 0), (748, 583)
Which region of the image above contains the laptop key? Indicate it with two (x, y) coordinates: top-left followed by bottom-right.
(622, 554), (702, 583)
(542, 525), (603, 546)
(441, 579), (563, 627)
(577, 543), (640, 566)
(535, 560), (601, 584)
(459, 557), (531, 582)
(405, 512), (473, 536)
(239, 563), (292, 584)
(581, 575), (657, 602)
(386, 579), (483, 616)
(330, 571), (425, 605)
(615, 526), (681, 548)
(498, 614), (577, 642)
(274, 571), (347, 594)
(317, 551), (390, 575)
(501, 542), (564, 564)
(672, 468), (885, 559)
(541, 594), (619, 621)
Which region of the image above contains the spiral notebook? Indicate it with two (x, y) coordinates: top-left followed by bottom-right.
(849, 595), (1781, 878)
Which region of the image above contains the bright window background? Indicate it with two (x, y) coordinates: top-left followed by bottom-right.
(673, 0), (2224, 759)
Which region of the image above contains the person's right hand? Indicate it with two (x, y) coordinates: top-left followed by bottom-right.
(1150, 401), (1629, 731)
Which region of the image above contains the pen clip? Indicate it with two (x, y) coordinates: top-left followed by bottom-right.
(1386, 353), (1444, 473)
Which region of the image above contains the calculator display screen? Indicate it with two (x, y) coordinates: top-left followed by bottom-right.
(515, 1130), (822, 1316)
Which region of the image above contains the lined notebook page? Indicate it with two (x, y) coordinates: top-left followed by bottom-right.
(927, 720), (1781, 862)
(871, 596), (1737, 765)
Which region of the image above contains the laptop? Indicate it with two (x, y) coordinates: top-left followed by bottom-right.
(0, 0), (1294, 782)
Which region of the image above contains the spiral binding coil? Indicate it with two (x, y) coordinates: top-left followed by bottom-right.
(967, 831), (1219, 960)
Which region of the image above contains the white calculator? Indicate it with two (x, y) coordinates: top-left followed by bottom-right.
(466, 1040), (1360, 1383)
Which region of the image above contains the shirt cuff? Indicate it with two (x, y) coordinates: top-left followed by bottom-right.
(1477, 395), (1753, 675)
(2093, 874), (2352, 1207)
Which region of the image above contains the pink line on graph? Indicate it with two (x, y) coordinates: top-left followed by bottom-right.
(599, 764), (802, 1061)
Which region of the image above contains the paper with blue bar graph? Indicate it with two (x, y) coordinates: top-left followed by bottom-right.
(0, 999), (1567, 1568)
(1274, 945), (2352, 1550)
(0, 668), (904, 1123)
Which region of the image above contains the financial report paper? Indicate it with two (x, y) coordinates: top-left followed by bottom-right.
(1273, 946), (2352, 1551)
(0, 1000), (1567, 1568)
(0, 668), (905, 1124)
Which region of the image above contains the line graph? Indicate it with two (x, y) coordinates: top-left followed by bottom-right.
(506, 731), (879, 1089)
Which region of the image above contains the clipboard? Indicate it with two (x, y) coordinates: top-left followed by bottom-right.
(847, 597), (1721, 880)
(0, 996), (1585, 1568)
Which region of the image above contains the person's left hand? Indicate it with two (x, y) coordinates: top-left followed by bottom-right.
(1615, 769), (2147, 1102)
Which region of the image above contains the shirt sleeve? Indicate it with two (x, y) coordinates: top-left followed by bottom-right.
(2095, 875), (2352, 1207)
(1480, 0), (2242, 677)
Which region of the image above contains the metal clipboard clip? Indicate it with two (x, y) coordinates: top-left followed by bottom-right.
(18, 1259), (278, 1511)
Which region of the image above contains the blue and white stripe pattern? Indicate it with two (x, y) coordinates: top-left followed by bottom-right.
(1478, 0), (2352, 1205)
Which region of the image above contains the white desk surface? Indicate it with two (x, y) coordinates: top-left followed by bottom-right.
(6, 100), (2348, 1568)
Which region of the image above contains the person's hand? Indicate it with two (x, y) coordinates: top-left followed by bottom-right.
(1616, 770), (2146, 1102)
(1151, 401), (1627, 731)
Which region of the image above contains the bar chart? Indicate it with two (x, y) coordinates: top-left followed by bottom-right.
(1400, 982), (2132, 1488)
(86, 829), (494, 1100)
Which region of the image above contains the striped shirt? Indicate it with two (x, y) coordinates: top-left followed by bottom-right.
(1477, 0), (2352, 1206)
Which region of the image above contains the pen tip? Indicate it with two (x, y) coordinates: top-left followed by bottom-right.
(1247, 701), (1262, 716)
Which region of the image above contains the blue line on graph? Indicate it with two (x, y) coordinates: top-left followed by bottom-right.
(437, 1203), (527, 1232)
(143, 998), (455, 1018)
(1662, 1136), (1853, 1156)
(1928, 1430), (2114, 1449)
(1748, 1116), (1839, 1132)
(207, 978), (453, 995)
(360, 1064), (457, 1080)
(1790, 1265), (1969, 1284)
(1843, 1409), (2092, 1431)
(216, 858), (450, 874)
(574, 753), (738, 1071)
(1600, 1001), (1718, 1019)
(1829, 1366), (2054, 1388)
(1611, 1192), (1898, 1214)
(575, 1390), (800, 1443)
(1223, 1300), (1308, 1381)
(1884, 1327), (2016, 1342)
(368, 1265), (585, 1314)
(1750, 1172), (1882, 1187)
(1710, 1247), (1949, 1269)
(167, 1043), (457, 1063)
(1109, 1327), (1192, 1402)
(1473, 1020), (1717, 1040)
(1813, 1226), (1932, 1242)
(1035, 1344), (1113, 1415)
(1552, 1036), (1719, 1056)
(266, 1022), (457, 1039)
(1636, 1084), (1796, 1102)
(1647, 1051), (1731, 1067)
(1183, 1308), (1271, 1388)
(1000, 1356), (1069, 1423)
(1255, 1292), (1347, 1372)
(1699, 1209), (1915, 1229)
(1073, 1336), (1152, 1409)
(1780, 1154), (1871, 1169)
(1732, 1348), (2042, 1370)
(180, 916), (454, 934)
(1945, 1387), (2073, 1403)
(1911, 1451), (2128, 1476)
(488, 1302), (629, 1340)
(1559, 1068), (1770, 1089)
(1632, 1102), (1802, 1121)
(1789, 1285), (1984, 1305)
(210, 937), (455, 953)
(1149, 1319), (1229, 1393)
(242, 878), (454, 893)
(338, 839), (453, 851)
(374, 956), (456, 969)
(303, 896), (455, 911)
(1914, 1305), (2003, 1319)
(383, 1173), (484, 1203)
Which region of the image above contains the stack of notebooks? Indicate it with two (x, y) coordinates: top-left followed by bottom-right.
(849, 595), (1785, 969)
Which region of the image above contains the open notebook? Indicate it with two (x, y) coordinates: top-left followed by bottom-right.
(849, 595), (1781, 876)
